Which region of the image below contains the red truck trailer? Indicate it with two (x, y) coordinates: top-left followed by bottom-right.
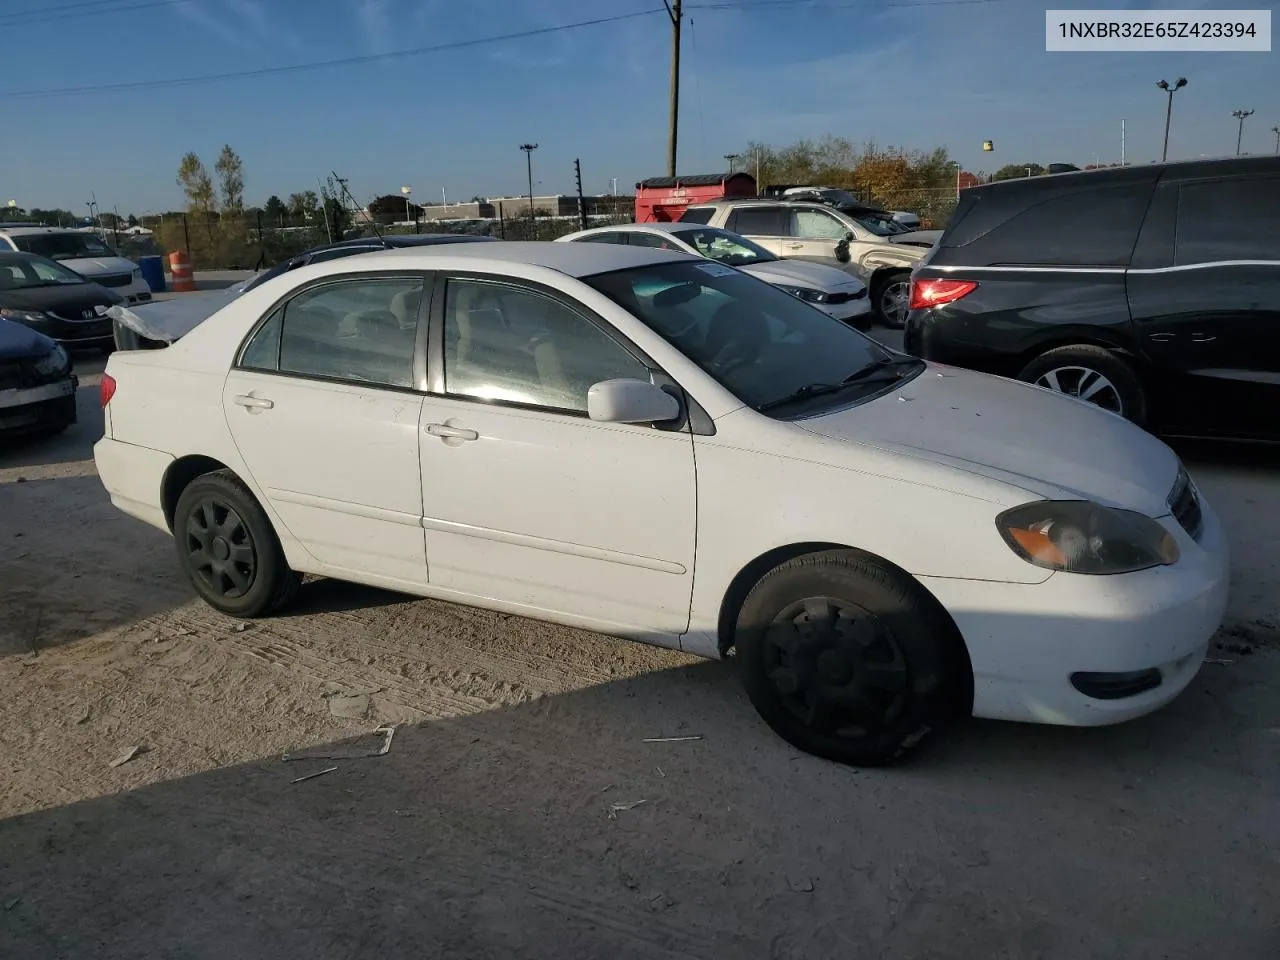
(634, 172), (758, 223)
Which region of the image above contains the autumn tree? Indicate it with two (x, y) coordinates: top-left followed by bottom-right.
(215, 144), (245, 215)
(177, 151), (216, 215)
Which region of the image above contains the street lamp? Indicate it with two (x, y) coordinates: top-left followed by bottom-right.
(1232, 109), (1255, 155)
(519, 143), (539, 221)
(400, 185), (412, 223)
(1156, 77), (1187, 162)
(947, 160), (961, 200)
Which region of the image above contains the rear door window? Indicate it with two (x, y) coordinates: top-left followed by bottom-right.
(943, 182), (1154, 266)
(1174, 175), (1280, 265)
(726, 207), (787, 236)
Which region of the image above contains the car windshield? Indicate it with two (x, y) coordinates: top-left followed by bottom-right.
(671, 227), (776, 266)
(851, 215), (901, 237)
(0, 254), (87, 289)
(583, 260), (919, 414)
(10, 232), (118, 260)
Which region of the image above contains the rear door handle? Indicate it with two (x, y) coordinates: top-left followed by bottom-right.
(425, 422), (478, 441)
(233, 395), (274, 410)
(786, 242), (804, 249)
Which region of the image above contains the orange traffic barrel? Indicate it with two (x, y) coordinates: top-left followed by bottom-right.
(169, 251), (195, 292)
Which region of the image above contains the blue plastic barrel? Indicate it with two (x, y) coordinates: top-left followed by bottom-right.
(138, 255), (166, 293)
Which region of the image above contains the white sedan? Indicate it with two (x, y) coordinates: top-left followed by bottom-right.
(93, 242), (1228, 766)
(556, 223), (872, 330)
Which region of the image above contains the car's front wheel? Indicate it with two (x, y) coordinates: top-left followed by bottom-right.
(1018, 344), (1147, 424)
(173, 470), (300, 618)
(734, 550), (968, 766)
(871, 271), (911, 328)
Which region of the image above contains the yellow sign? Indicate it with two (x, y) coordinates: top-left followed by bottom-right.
(982, 141), (994, 152)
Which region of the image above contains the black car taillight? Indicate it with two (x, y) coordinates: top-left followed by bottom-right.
(908, 278), (977, 310)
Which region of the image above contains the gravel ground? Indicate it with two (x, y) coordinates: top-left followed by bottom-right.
(1, 340), (1277, 960)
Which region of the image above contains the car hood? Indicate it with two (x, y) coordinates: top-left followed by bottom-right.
(0, 316), (57, 360)
(1, 283), (121, 315)
(798, 363), (1179, 517)
(62, 256), (137, 276)
(888, 230), (942, 246)
(739, 258), (865, 291)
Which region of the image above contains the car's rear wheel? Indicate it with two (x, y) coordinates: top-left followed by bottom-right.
(734, 550), (967, 767)
(173, 470), (300, 618)
(871, 271), (910, 328)
(1018, 344), (1147, 424)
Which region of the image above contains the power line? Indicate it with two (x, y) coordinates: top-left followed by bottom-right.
(0, 0), (194, 27)
(2, 9), (665, 100)
(689, 0), (1009, 9)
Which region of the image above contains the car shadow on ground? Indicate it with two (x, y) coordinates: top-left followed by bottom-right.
(1, 645), (1276, 960)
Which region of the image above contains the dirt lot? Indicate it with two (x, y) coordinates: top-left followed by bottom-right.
(2, 348), (1278, 959)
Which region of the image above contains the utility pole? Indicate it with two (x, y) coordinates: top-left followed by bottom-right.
(1233, 109), (1254, 155)
(665, 0), (682, 177)
(519, 143), (538, 223)
(1121, 118), (1126, 166)
(724, 153), (739, 173)
(1272, 125), (1280, 155)
(1156, 77), (1186, 162)
(574, 158), (587, 231)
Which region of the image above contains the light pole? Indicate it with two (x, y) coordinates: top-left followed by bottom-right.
(948, 160), (961, 200)
(1273, 126), (1280, 155)
(1233, 109), (1254, 155)
(1156, 77), (1187, 162)
(400, 185), (412, 223)
(519, 143), (538, 221)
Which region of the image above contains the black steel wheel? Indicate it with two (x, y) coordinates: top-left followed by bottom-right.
(735, 549), (969, 766)
(173, 469), (300, 618)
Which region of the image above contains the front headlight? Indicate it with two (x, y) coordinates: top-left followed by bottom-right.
(780, 285), (829, 304)
(997, 500), (1179, 575)
(0, 308), (49, 323)
(32, 343), (69, 376)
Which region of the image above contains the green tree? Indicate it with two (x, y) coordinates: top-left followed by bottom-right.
(992, 163), (1046, 181)
(177, 151), (216, 214)
(287, 191), (319, 221)
(126, 214), (138, 228)
(214, 144), (245, 215)
(263, 194), (288, 225)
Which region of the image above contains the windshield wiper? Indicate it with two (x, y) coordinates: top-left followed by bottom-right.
(756, 382), (849, 412)
(840, 355), (921, 386)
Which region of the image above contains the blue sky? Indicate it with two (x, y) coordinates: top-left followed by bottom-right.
(2, 0), (1277, 213)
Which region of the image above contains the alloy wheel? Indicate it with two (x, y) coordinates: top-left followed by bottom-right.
(1033, 365), (1124, 415)
(879, 280), (910, 326)
(763, 596), (909, 738)
(183, 499), (258, 599)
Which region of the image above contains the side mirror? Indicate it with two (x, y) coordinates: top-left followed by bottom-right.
(845, 231), (856, 241)
(587, 378), (681, 424)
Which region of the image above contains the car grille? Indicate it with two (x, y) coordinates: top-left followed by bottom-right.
(96, 273), (133, 288)
(827, 289), (868, 304)
(1168, 467), (1203, 541)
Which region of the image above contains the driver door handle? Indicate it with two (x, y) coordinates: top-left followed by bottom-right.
(233, 395), (274, 410)
(425, 422), (478, 441)
(786, 242), (804, 249)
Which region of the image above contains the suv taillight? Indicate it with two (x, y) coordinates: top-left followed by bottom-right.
(100, 373), (116, 407)
(908, 278), (977, 311)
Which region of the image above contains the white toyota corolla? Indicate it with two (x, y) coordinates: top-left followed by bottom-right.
(93, 242), (1229, 766)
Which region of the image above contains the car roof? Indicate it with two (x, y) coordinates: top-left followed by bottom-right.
(0, 226), (86, 236)
(964, 153), (1280, 200)
(339, 240), (700, 277)
(0, 250), (51, 260)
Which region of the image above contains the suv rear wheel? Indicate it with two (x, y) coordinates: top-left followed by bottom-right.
(1017, 344), (1147, 424)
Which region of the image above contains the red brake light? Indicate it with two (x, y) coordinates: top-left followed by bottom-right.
(100, 373), (116, 407)
(909, 278), (978, 311)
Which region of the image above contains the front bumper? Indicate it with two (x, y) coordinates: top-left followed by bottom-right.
(820, 295), (871, 329)
(0, 375), (78, 436)
(29, 314), (115, 346)
(921, 496), (1230, 726)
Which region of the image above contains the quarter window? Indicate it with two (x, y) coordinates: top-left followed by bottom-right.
(626, 232), (678, 250)
(791, 209), (849, 240)
(1175, 176), (1280, 265)
(239, 277), (424, 388)
(442, 279), (649, 413)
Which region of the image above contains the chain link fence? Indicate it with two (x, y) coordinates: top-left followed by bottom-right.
(142, 196), (636, 271)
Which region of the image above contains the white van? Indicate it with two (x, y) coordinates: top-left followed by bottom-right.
(0, 227), (152, 304)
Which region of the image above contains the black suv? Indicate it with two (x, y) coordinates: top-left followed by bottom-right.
(904, 155), (1280, 442)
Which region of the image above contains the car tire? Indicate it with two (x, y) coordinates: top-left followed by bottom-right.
(173, 469), (301, 619)
(871, 271), (910, 328)
(1017, 344), (1147, 425)
(734, 549), (967, 767)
